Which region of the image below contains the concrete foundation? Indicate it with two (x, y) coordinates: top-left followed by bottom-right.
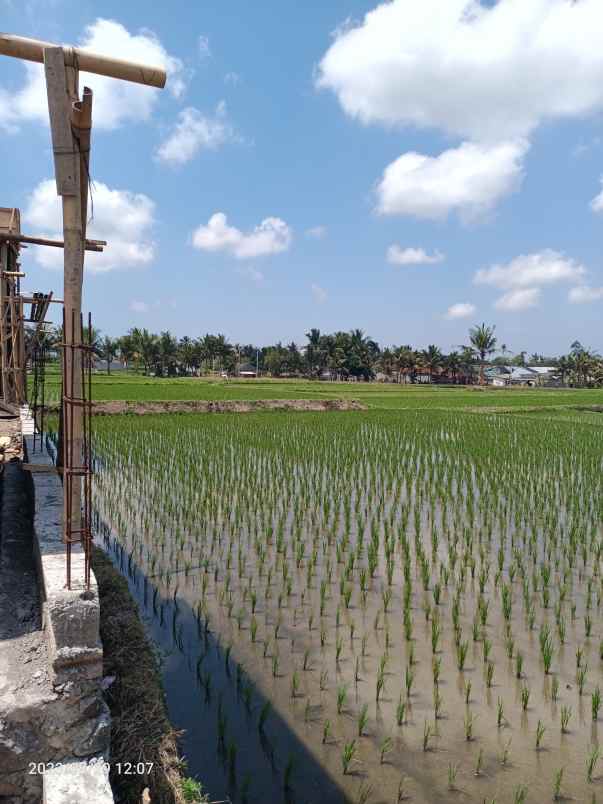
(0, 436), (113, 804)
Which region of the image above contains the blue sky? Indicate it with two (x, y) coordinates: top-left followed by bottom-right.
(1, 0), (603, 355)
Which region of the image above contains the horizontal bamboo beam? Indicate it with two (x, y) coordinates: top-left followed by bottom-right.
(2, 233), (106, 252)
(22, 296), (63, 305)
(0, 33), (166, 88)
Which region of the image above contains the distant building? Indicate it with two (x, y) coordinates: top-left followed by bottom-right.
(238, 363), (258, 378)
(485, 365), (560, 387)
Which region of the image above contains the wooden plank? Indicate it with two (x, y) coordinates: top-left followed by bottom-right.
(22, 463), (63, 474)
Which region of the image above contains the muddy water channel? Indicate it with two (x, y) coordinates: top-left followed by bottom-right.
(91, 411), (602, 804)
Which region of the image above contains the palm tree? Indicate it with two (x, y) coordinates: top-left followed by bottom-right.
(395, 345), (416, 384)
(100, 335), (117, 374)
(444, 351), (461, 384)
(118, 334), (135, 370)
(459, 346), (477, 384)
(305, 328), (323, 377)
(468, 323), (497, 385)
(421, 344), (443, 383)
(556, 355), (573, 387)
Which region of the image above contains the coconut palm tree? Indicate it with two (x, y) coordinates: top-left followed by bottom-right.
(395, 345), (416, 384)
(421, 345), (443, 383)
(468, 323), (497, 385)
(444, 351), (462, 384)
(100, 335), (117, 374)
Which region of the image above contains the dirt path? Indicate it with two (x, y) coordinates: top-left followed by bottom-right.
(82, 399), (366, 416)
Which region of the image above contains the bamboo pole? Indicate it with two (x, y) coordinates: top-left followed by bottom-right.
(2, 233), (105, 252)
(0, 33), (166, 88)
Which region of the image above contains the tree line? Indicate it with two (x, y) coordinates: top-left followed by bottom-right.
(31, 323), (603, 386)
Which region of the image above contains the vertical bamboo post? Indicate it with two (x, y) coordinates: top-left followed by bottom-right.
(44, 47), (87, 563)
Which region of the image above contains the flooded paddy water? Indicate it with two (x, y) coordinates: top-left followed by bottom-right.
(89, 409), (602, 804)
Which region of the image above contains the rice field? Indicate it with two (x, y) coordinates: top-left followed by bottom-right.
(89, 407), (602, 803)
(39, 367), (603, 409)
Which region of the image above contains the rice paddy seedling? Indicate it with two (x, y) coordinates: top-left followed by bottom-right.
(553, 768), (564, 801)
(342, 740), (357, 774)
(405, 665), (414, 698)
(587, 746), (600, 783)
(457, 640), (469, 671)
(513, 785), (528, 804)
(283, 755), (294, 790)
(578, 665), (588, 696)
(535, 720), (545, 750)
(593, 687), (601, 720)
(431, 617), (441, 654)
(290, 671), (300, 698)
(497, 697), (505, 728)
(447, 762), (459, 790)
(464, 679), (472, 704)
(475, 747), (484, 776)
(586, 614), (593, 638)
(322, 719), (331, 744)
(434, 687), (443, 719)
(376, 672), (385, 703)
(356, 782), (373, 804)
(521, 686), (530, 711)
(358, 703), (369, 736)
(551, 676), (559, 702)
(337, 684), (348, 714)
(501, 738), (512, 766)
(542, 637), (554, 674)
(423, 720), (433, 752)
(320, 670), (328, 691)
(464, 711), (476, 740)
(432, 657), (442, 685)
(396, 694), (407, 726)
(483, 638), (492, 664)
(515, 652), (524, 679)
(380, 736), (393, 764)
(561, 705), (571, 733)
(486, 662), (494, 688)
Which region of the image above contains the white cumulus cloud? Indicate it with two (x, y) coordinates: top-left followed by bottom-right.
(387, 245), (444, 266)
(192, 213), (292, 259)
(494, 287), (541, 312)
(445, 302), (476, 320)
(569, 285), (603, 303)
(24, 179), (156, 273)
(376, 141), (527, 220)
(0, 18), (185, 132)
(156, 103), (238, 165)
(475, 250), (586, 289)
(317, 0), (603, 142)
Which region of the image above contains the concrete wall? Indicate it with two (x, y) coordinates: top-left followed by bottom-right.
(0, 437), (113, 804)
